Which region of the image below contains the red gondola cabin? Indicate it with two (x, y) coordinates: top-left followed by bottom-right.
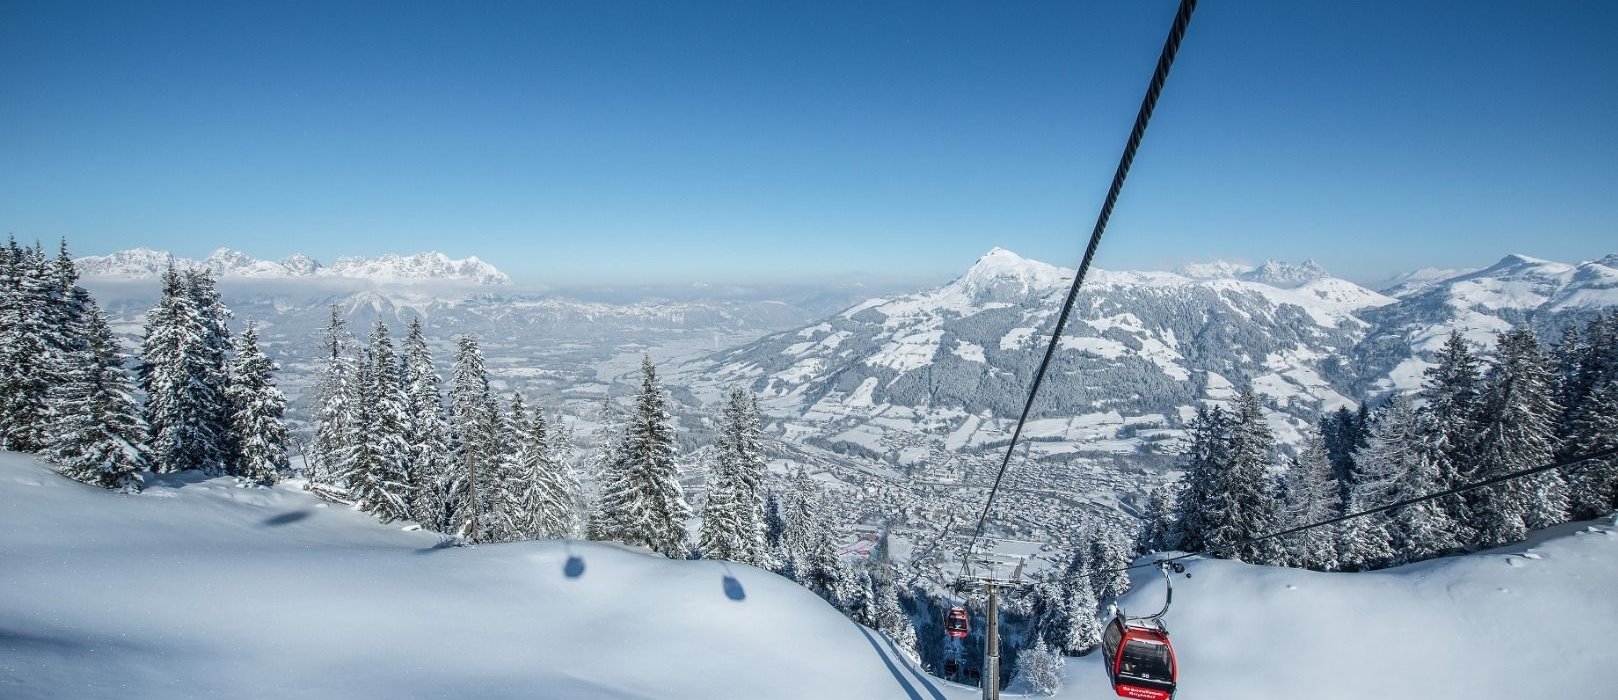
(945, 608), (970, 638)
(1102, 614), (1177, 700)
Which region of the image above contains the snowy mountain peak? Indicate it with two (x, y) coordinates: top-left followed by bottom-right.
(1476, 253), (1569, 276)
(1239, 259), (1331, 288)
(76, 248), (511, 285)
(1176, 259), (1329, 288)
(324, 252), (510, 285)
(949, 247), (1071, 301)
(1177, 259), (1254, 279)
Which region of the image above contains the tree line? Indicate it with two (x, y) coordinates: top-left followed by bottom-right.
(1143, 319), (1618, 571)
(0, 238), (287, 489)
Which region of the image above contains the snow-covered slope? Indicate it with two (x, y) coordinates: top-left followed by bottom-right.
(0, 452), (963, 700)
(76, 247), (512, 285)
(5, 452), (1615, 699)
(680, 248), (1392, 472)
(1353, 253), (1618, 392)
(1074, 520), (1618, 699)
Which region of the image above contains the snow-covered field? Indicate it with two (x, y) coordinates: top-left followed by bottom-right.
(0, 452), (964, 700)
(4, 450), (1615, 699)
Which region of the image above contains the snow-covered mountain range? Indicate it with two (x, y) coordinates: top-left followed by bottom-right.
(77, 247), (512, 285)
(678, 247), (1618, 477)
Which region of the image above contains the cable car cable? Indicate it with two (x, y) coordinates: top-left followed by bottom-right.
(957, 0), (1200, 584)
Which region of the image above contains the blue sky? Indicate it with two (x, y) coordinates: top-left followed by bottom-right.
(2, 1), (1615, 285)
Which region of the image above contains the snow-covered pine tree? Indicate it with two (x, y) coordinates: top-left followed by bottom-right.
(400, 317), (452, 530)
(1087, 521), (1132, 604)
(764, 490), (786, 554)
(448, 335), (501, 542)
(1012, 638), (1065, 696)
(311, 305), (359, 485)
(698, 453), (744, 560)
(1056, 572), (1101, 655)
(345, 321), (413, 522)
(1277, 429), (1341, 570)
(1137, 480), (1182, 554)
(843, 564), (877, 626)
(1468, 329), (1566, 546)
(868, 532), (919, 658)
(141, 265), (227, 473)
(40, 240), (95, 405)
(1338, 397), (1416, 570)
(0, 238), (55, 452)
(780, 468), (844, 602)
(225, 324), (288, 485)
(1319, 406), (1365, 497)
(1170, 404), (1232, 553)
(1561, 313), (1618, 519)
(698, 387), (770, 566)
(590, 357), (691, 558)
(485, 393), (532, 541)
(1418, 331), (1483, 529)
(45, 303), (149, 488)
(183, 268), (233, 472)
(1390, 409), (1463, 562)
(1204, 388), (1283, 563)
(511, 410), (578, 540)
(543, 410), (584, 537)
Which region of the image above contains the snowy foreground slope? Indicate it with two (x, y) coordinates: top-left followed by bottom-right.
(5, 450), (1617, 700)
(0, 453), (966, 700)
(1080, 521), (1618, 700)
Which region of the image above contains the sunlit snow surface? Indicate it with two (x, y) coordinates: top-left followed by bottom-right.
(4, 451), (1616, 700)
(0, 453), (965, 700)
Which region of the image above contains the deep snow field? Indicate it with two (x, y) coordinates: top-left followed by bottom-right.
(3, 451), (1615, 700)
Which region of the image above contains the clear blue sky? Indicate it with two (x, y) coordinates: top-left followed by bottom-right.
(3, 1), (1615, 285)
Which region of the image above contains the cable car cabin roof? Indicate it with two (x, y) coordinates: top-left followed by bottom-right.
(1115, 615), (1169, 635)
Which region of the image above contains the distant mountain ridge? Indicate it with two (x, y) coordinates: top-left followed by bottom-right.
(676, 247), (1618, 473)
(77, 247), (511, 285)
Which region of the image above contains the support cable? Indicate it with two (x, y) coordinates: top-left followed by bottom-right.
(959, 0), (1199, 582)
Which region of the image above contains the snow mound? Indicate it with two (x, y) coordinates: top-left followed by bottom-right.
(0, 452), (959, 700)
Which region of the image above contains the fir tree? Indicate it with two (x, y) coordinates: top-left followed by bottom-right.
(1468, 330), (1565, 546)
(512, 410), (582, 540)
(780, 468), (843, 602)
(0, 238), (54, 452)
(141, 265), (231, 474)
(590, 357), (691, 558)
(1419, 332), (1482, 528)
(345, 321), (413, 521)
(401, 317), (452, 530)
(183, 268), (233, 470)
(698, 387), (771, 567)
(1203, 388), (1283, 563)
(764, 490), (787, 553)
(449, 335), (500, 542)
(45, 303), (148, 488)
(225, 324), (287, 485)
(869, 533), (919, 658)
(1561, 313), (1618, 519)
(1170, 404), (1232, 553)
(1338, 397), (1412, 570)
(1137, 481), (1182, 554)
(1012, 638), (1064, 696)
(1042, 563), (1101, 655)
(1277, 430), (1341, 570)
(1086, 522), (1132, 604)
(311, 306), (359, 484)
